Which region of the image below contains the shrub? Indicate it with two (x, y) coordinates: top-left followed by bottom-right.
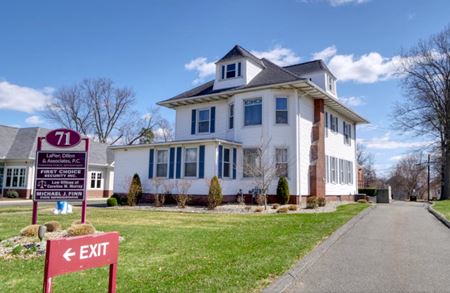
(306, 196), (318, 209)
(244, 206), (252, 212)
(357, 199), (368, 204)
(107, 197), (118, 207)
(277, 207), (289, 213)
(272, 203), (280, 209)
(67, 224), (96, 237)
(20, 225), (40, 237)
(358, 188), (378, 197)
(6, 190), (19, 198)
(255, 194), (266, 206)
(12, 245), (22, 255)
(173, 194), (190, 208)
(254, 207), (264, 213)
(318, 197), (326, 207)
(276, 176), (290, 204)
(71, 220), (92, 226)
(288, 204), (298, 211)
(207, 176), (223, 210)
(127, 174), (143, 206)
(111, 193), (127, 205)
(44, 221), (61, 232)
(154, 194), (165, 207)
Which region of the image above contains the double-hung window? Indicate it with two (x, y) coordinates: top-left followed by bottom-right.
(343, 122), (352, 145)
(223, 148), (231, 178)
(229, 104), (234, 129)
(275, 148), (288, 177)
(243, 148), (261, 177)
(275, 97), (288, 124)
(331, 157), (337, 183)
(5, 168), (26, 188)
(244, 98), (262, 126)
(90, 171), (102, 189)
(156, 150), (169, 177)
(339, 159), (344, 184)
(184, 148), (197, 177)
(330, 114), (338, 133)
(198, 109), (210, 133)
(222, 62), (242, 79)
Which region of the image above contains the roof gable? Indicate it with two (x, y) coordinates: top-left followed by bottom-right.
(216, 45), (265, 68)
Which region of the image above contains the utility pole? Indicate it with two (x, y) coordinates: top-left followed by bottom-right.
(427, 154), (431, 202)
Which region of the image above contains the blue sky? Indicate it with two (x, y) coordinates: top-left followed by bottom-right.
(0, 0), (449, 175)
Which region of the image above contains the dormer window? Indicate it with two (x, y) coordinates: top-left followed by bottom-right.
(328, 74), (335, 92)
(221, 62), (242, 80)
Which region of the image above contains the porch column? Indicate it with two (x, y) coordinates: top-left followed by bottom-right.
(309, 99), (325, 198)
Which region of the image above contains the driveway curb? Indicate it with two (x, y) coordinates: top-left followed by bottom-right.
(428, 205), (450, 229)
(262, 204), (376, 293)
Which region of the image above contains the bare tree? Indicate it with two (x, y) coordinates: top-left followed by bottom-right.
(387, 153), (427, 200)
(393, 25), (450, 199)
(356, 143), (378, 187)
(45, 78), (173, 145)
(242, 138), (279, 210)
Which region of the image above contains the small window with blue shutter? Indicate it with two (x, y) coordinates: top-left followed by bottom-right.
(223, 148), (230, 178)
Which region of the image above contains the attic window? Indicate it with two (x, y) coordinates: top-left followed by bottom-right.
(222, 62), (242, 79)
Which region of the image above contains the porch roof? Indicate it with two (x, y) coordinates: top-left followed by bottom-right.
(109, 138), (242, 151)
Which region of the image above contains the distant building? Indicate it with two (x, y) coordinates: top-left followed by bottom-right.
(0, 125), (114, 198)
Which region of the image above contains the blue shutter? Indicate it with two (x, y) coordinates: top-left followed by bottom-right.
(232, 148), (237, 179)
(218, 145), (223, 178)
(176, 147), (182, 178)
(199, 145), (205, 179)
(148, 149), (154, 178)
(238, 62), (241, 76)
(221, 65), (225, 79)
(210, 107), (215, 133)
(191, 109), (196, 135)
(169, 147), (175, 178)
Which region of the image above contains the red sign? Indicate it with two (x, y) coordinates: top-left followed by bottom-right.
(34, 151), (88, 201)
(46, 129), (81, 148)
(44, 232), (119, 293)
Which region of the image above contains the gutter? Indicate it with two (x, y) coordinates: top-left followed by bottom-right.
(109, 138), (243, 151)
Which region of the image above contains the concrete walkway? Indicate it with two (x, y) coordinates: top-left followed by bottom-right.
(288, 201), (450, 293)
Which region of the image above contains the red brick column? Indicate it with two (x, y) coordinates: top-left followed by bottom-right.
(309, 99), (325, 198)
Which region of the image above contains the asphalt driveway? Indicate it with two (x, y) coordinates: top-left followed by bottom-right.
(288, 201), (450, 293)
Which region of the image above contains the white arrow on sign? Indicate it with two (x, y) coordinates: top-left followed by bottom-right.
(63, 248), (76, 262)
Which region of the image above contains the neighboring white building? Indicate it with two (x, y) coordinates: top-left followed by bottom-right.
(0, 126), (114, 199)
(111, 45), (368, 204)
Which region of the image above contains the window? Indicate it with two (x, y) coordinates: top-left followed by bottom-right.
(243, 148), (261, 177)
(223, 148), (231, 178)
(275, 97), (288, 124)
(5, 168), (26, 188)
(222, 62), (242, 79)
(244, 98), (262, 126)
(229, 104), (234, 129)
(156, 150), (169, 177)
(343, 121), (352, 145)
(184, 148), (197, 177)
(339, 159), (344, 184)
(198, 109), (210, 133)
(330, 114), (338, 132)
(90, 171), (102, 189)
(330, 157), (337, 183)
(276, 148), (288, 177)
(328, 74), (334, 92)
(348, 161), (353, 184)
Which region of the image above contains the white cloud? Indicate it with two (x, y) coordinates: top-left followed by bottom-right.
(360, 132), (433, 150)
(339, 96), (366, 107)
(184, 46), (301, 84)
(184, 57), (216, 84)
(251, 46), (301, 67)
(312, 45), (337, 61)
(327, 0), (369, 6)
(0, 81), (53, 113)
(357, 123), (378, 131)
(390, 154), (408, 161)
(25, 115), (44, 125)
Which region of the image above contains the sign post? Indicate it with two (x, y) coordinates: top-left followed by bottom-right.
(32, 129), (89, 224)
(43, 232), (119, 293)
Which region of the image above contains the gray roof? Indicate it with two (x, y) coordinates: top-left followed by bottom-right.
(216, 45), (265, 67)
(284, 60), (337, 79)
(0, 125), (113, 166)
(160, 57), (305, 104)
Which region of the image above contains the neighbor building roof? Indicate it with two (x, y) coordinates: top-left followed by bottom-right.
(0, 125), (114, 166)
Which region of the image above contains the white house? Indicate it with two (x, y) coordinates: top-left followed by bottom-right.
(0, 125), (114, 199)
(111, 45), (368, 204)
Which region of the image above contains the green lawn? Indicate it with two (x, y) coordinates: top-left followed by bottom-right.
(432, 200), (450, 220)
(0, 203), (368, 293)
